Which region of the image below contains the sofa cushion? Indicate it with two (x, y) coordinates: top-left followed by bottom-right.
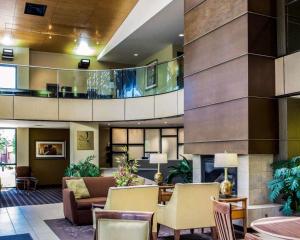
(76, 197), (107, 210)
(66, 178), (90, 199)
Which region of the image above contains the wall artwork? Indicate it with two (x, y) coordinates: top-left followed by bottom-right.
(77, 131), (94, 150)
(36, 141), (65, 159)
(145, 59), (158, 90)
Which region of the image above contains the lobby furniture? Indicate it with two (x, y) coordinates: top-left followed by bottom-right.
(244, 233), (261, 240)
(93, 185), (159, 239)
(94, 210), (153, 240)
(251, 217), (300, 239)
(149, 153), (168, 185)
(16, 166), (38, 191)
(157, 183), (219, 240)
(158, 185), (174, 204)
(62, 176), (115, 225)
(212, 198), (236, 240)
(219, 196), (247, 235)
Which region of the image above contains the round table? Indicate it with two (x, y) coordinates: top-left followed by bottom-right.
(251, 217), (300, 240)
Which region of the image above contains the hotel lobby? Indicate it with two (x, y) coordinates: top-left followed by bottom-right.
(0, 0), (300, 239)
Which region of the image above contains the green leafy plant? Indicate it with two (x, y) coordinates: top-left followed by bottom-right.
(167, 155), (192, 184)
(113, 147), (139, 187)
(268, 156), (300, 215)
(65, 155), (101, 177)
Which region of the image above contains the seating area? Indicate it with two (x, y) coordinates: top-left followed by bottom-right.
(1, 0), (300, 239)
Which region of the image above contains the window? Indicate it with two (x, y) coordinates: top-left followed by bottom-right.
(0, 65), (16, 88)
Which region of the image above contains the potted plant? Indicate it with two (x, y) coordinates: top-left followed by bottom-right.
(268, 156), (300, 215)
(65, 155), (101, 177)
(113, 147), (139, 187)
(166, 155), (192, 184)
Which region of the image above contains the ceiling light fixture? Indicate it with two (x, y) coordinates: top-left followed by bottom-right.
(137, 122), (141, 125)
(164, 121), (168, 124)
(133, 53), (139, 57)
(48, 35), (52, 39)
(48, 24), (52, 30)
(1, 34), (13, 46)
(74, 39), (77, 43)
(179, 33), (184, 37)
(96, 41), (99, 45)
(74, 39), (94, 56)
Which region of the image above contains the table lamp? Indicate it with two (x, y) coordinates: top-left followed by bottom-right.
(214, 152), (238, 197)
(149, 153), (168, 185)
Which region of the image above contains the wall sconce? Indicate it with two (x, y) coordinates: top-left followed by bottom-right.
(2, 48), (14, 61)
(78, 59), (90, 69)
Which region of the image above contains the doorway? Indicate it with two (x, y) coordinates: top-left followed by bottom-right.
(0, 129), (16, 188)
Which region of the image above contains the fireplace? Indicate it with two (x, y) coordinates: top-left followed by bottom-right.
(201, 155), (238, 195)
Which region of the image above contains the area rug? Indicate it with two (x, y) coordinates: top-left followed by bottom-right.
(45, 218), (212, 240)
(0, 188), (62, 208)
(0, 234), (33, 240)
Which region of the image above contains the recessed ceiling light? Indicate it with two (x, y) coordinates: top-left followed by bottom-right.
(96, 41), (100, 45)
(179, 33), (184, 37)
(74, 39), (77, 43)
(48, 24), (52, 30)
(133, 53), (139, 57)
(164, 121), (168, 124)
(48, 35), (52, 39)
(2, 34), (13, 46)
(107, 123), (111, 126)
(74, 39), (94, 56)
(137, 122), (141, 125)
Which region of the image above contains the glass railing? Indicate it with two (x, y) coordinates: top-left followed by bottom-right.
(0, 55), (183, 99)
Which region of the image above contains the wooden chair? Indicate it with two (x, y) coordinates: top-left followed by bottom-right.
(94, 210), (153, 240)
(212, 198), (236, 240)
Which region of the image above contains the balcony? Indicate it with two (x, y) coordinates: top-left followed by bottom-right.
(0, 56), (184, 121)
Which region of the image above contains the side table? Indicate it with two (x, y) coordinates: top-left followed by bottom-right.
(158, 185), (174, 204)
(219, 196), (247, 235)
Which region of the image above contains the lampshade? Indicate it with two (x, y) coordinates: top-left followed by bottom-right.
(149, 153), (168, 164)
(214, 153), (238, 168)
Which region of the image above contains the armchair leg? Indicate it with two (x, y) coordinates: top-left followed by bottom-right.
(174, 230), (180, 240)
(211, 227), (218, 240)
(190, 229), (194, 234)
(152, 232), (157, 240)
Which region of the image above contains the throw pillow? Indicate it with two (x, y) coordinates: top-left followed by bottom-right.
(66, 178), (90, 199)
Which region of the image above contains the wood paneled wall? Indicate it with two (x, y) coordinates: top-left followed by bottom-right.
(184, 0), (278, 154)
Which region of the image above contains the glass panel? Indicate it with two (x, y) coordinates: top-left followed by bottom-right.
(128, 129), (144, 144)
(178, 128), (184, 144)
(112, 145), (127, 152)
(162, 128), (177, 136)
(128, 146), (144, 160)
(112, 129), (127, 144)
(145, 129), (160, 152)
(286, 0), (300, 53)
(162, 137), (177, 160)
(0, 65), (16, 89)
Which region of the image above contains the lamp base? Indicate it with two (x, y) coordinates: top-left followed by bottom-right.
(220, 179), (233, 197)
(154, 172), (164, 185)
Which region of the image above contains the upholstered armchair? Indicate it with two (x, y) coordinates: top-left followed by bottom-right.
(93, 185), (159, 239)
(157, 183), (220, 240)
(94, 210), (153, 240)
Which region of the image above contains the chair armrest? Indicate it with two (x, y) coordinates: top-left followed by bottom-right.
(95, 210), (154, 240)
(63, 188), (77, 222)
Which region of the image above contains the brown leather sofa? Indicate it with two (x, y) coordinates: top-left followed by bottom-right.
(62, 176), (115, 225)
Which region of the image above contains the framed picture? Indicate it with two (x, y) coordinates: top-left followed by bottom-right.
(36, 141), (65, 159)
(145, 59), (158, 90)
(77, 131), (94, 150)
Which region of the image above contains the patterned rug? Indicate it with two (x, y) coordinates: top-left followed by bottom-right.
(0, 234), (33, 240)
(0, 188), (62, 208)
(45, 218), (212, 240)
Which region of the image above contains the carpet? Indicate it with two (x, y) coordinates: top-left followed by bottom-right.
(45, 218), (212, 240)
(0, 234), (33, 240)
(0, 188), (62, 208)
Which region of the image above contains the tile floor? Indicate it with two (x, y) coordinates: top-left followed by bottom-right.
(0, 203), (64, 240)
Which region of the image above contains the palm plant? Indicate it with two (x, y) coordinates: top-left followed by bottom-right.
(166, 155), (192, 184)
(65, 155), (101, 177)
(268, 156), (300, 215)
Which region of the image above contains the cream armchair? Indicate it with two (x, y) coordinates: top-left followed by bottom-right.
(157, 182), (220, 240)
(93, 185), (159, 239)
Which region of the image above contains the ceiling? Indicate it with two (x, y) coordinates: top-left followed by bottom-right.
(98, 0), (184, 64)
(0, 0), (137, 55)
(0, 116), (183, 129)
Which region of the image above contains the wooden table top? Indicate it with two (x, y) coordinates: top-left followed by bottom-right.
(251, 217), (300, 240)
